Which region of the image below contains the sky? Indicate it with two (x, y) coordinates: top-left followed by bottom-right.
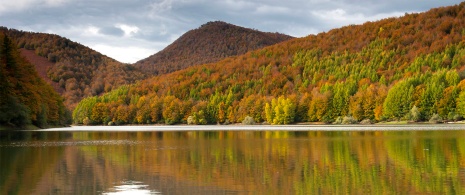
(0, 0), (462, 64)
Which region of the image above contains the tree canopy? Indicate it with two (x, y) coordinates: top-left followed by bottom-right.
(0, 33), (70, 128)
(74, 2), (465, 125)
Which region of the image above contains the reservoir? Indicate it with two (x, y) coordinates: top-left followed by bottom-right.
(1, 125), (465, 194)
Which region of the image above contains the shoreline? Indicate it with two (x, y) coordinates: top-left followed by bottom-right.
(34, 123), (465, 132)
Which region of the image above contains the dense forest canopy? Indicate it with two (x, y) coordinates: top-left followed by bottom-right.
(0, 21), (292, 110)
(73, 2), (465, 125)
(0, 33), (70, 128)
(0, 27), (147, 109)
(134, 21), (293, 75)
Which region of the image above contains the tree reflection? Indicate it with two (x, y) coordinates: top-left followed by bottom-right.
(1, 130), (465, 194)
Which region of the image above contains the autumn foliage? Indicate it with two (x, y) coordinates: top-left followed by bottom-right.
(0, 33), (70, 128)
(134, 21), (293, 75)
(74, 3), (465, 125)
(0, 27), (147, 109)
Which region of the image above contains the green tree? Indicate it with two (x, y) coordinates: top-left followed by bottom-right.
(0, 95), (30, 127)
(266, 96), (296, 125)
(383, 79), (416, 120)
(456, 90), (465, 118)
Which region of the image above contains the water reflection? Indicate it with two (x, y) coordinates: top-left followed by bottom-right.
(103, 181), (160, 195)
(1, 130), (465, 194)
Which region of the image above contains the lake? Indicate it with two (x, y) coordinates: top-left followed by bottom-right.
(1, 125), (465, 194)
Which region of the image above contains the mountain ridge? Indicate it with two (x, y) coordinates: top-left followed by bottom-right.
(133, 21), (293, 75)
(0, 27), (147, 108)
(0, 21), (293, 109)
(73, 2), (465, 125)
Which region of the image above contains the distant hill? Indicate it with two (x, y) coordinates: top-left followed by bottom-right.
(0, 27), (147, 108)
(73, 2), (465, 125)
(134, 21), (293, 75)
(0, 33), (69, 128)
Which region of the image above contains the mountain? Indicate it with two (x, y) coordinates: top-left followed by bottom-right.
(134, 21), (293, 75)
(19, 48), (63, 94)
(0, 27), (147, 109)
(0, 33), (69, 128)
(70, 2), (465, 125)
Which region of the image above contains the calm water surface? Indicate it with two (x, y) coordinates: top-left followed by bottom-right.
(1, 126), (465, 194)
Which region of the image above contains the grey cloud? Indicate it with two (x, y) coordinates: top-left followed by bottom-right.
(1, 0), (461, 63)
(99, 26), (125, 37)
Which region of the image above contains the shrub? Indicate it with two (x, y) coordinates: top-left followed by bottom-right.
(187, 112), (207, 125)
(322, 116), (334, 124)
(448, 112), (462, 122)
(409, 105), (421, 122)
(342, 116), (357, 124)
(103, 116), (112, 125)
(360, 119), (372, 125)
(187, 116), (195, 125)
(333, 116), (343, 124)
(108, 121), (114, 126)
(83, 117), (91, 126)
(242, 116), (256, 125)
(429, 114), (443, 123)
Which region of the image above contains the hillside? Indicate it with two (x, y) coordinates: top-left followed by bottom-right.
(74, 2), (465, 125)
(0, 33), (69, 128)
(134, 21), (293, 75)
(19, 48), (63, 93)
(0, 27), (147, 108)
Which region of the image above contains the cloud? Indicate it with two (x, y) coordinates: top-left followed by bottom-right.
(92, 44), (157, 64)
(116, 24), (140, 37)
(254, 4), (290, 15)
(0, 0), (461, 63)
(99, 26), (125, 37)
(83, 26), (101, 36)
(0, 0), (68, 14)
(150, 0), (174, 12)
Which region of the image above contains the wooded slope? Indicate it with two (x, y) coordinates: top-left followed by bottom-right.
(0, 27), (147, 108)
(74, 2), (465, 125)
(0, 33), (70, 128)
(134, 21), (293, 75)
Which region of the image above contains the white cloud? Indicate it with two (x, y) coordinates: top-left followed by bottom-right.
(1, 0), (461, 63)
(313, 9), (349, 21)
(116, 24), (140, 37)
(312, 8), (406, 28)
(282, 25), (319, 37)
(92, 44), (157, 64)
(83, 26), (101, 36)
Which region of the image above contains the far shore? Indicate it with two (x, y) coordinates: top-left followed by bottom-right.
(29, 122), (465, 132)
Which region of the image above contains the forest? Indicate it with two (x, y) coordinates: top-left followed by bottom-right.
(0, 27), (147, 109)
(134, 21), (293, 75)
(0, 33), (70, 128)
(0, 22), (292, 110)
(73, 2), (465, 125)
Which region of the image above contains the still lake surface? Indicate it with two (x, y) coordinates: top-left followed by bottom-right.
(1, 125), (465, 194)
